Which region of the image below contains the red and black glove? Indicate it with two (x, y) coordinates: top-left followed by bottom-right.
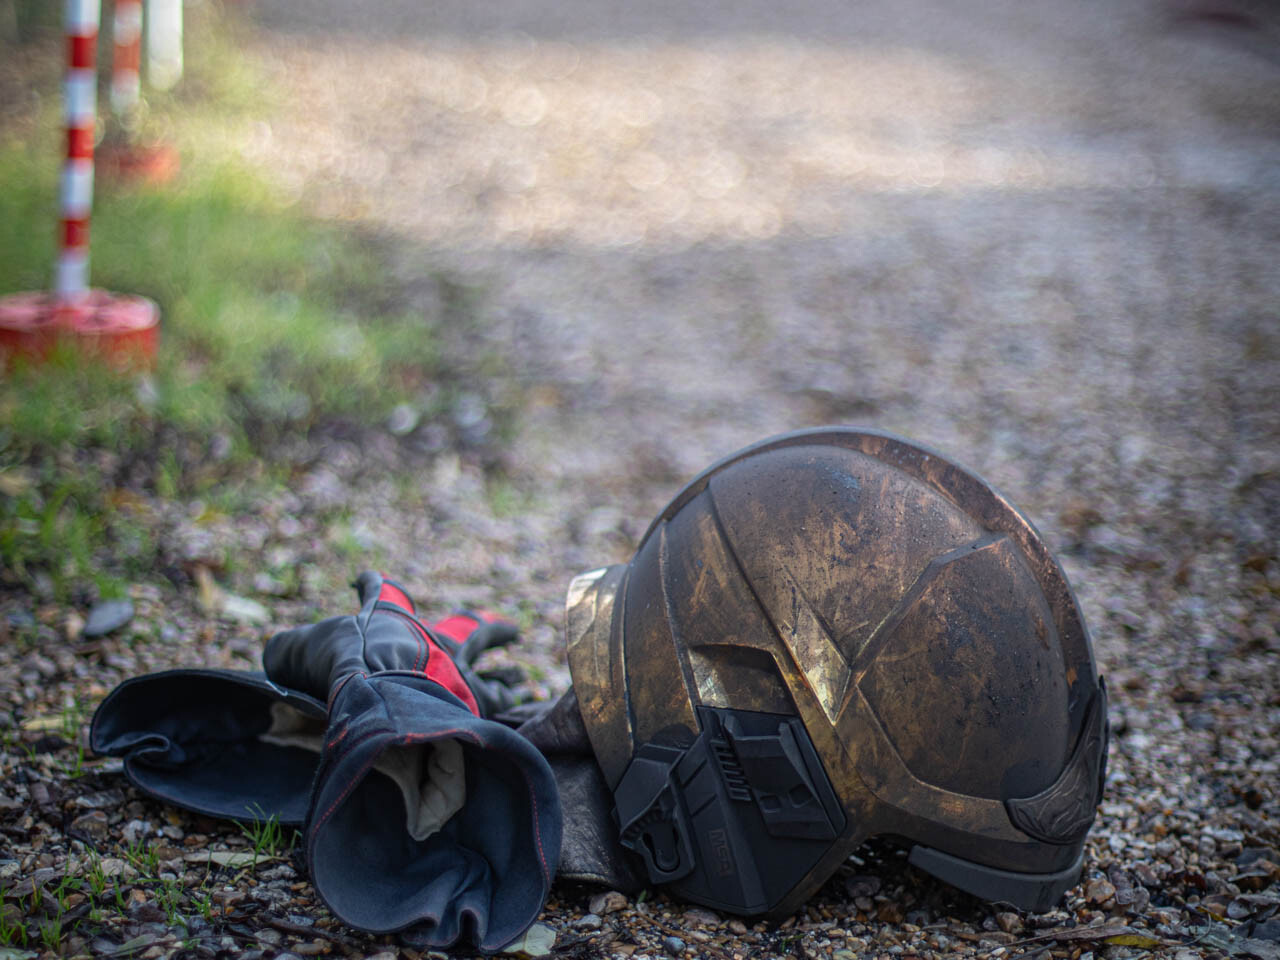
(263, 572), (560, 952)
(265, 572), (524, 717)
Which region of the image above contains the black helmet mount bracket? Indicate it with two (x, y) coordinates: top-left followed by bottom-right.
(615, 706), (846, 915)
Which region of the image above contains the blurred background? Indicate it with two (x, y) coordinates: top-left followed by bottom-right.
(238, 0), (1280, 671)
(1, 0), (1276, 742)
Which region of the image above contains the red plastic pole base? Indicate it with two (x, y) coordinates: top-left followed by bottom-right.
(96, 141), (180, 187)
(0, 289), (160, 370)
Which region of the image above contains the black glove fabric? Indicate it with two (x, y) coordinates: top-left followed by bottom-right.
(263, 571), (561, 953)
(89, 669), (326, 824)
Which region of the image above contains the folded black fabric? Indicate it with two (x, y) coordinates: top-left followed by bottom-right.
(89, 669), (325, 824)
(513, 690), (643, 893)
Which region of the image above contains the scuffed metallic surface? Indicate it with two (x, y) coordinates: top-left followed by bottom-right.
(856, 534), (1068, 799)
(567, 427), (1107, 916)
(564, 564), (633, 787)
(624, 527), (700, 748)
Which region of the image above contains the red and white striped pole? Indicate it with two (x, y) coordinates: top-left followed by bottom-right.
(110, 0), (142, 120)
(57, 0), (100, 311)
(146, 0), (184, 92)
(99, 0), (180, 182)
(0, 0), (159, 367)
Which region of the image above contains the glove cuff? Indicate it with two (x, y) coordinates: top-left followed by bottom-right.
(307, 671), (561, 952)
(90, 669), (327, 824)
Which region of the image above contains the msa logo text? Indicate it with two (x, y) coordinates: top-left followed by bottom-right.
(708, 828), (734, 877)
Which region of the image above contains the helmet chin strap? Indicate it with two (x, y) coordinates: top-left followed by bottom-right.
(512, 687), (596, 756)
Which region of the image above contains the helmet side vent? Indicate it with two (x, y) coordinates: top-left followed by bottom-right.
(711, 738), (752, 803)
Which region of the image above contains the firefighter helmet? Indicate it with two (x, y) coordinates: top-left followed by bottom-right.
(565, 427), (1107, 916)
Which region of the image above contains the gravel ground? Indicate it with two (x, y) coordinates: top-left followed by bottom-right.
(3, 0), (1280, 957)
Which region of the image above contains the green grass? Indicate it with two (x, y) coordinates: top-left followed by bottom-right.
(0, 5), (468, 601)
(121, 837), (161, 879)
(0, 145), (445, 449)
(0, 837), (224, 950)
(0, 886), (29, 947)
(234, 803), (297, 865)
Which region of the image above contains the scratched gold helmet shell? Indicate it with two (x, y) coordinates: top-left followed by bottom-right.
(565, 427), (1107, 917)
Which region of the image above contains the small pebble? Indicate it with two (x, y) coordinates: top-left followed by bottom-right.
(83, 600), (134, 637)
(682, 907), (720, 927)
(663, 936), (685, 955)
(70, 810), (110, 841)
(589, 890), (628, 915)
(128, 901), (166, 923)
(995, 912), (1023, 934)
(1086, 877), (1117, 904)
(7, 609), (36, 630)
(74, 790), (123, 809)
(220, 593), (270, 624)
(64, 611), (85, 641)
(388, 403), (421, 436)
(1132, 862), (1160, 886)
(844, 875), (882, 898)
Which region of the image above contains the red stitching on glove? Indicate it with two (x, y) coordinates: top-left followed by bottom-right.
(527, 768), (550, 882)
